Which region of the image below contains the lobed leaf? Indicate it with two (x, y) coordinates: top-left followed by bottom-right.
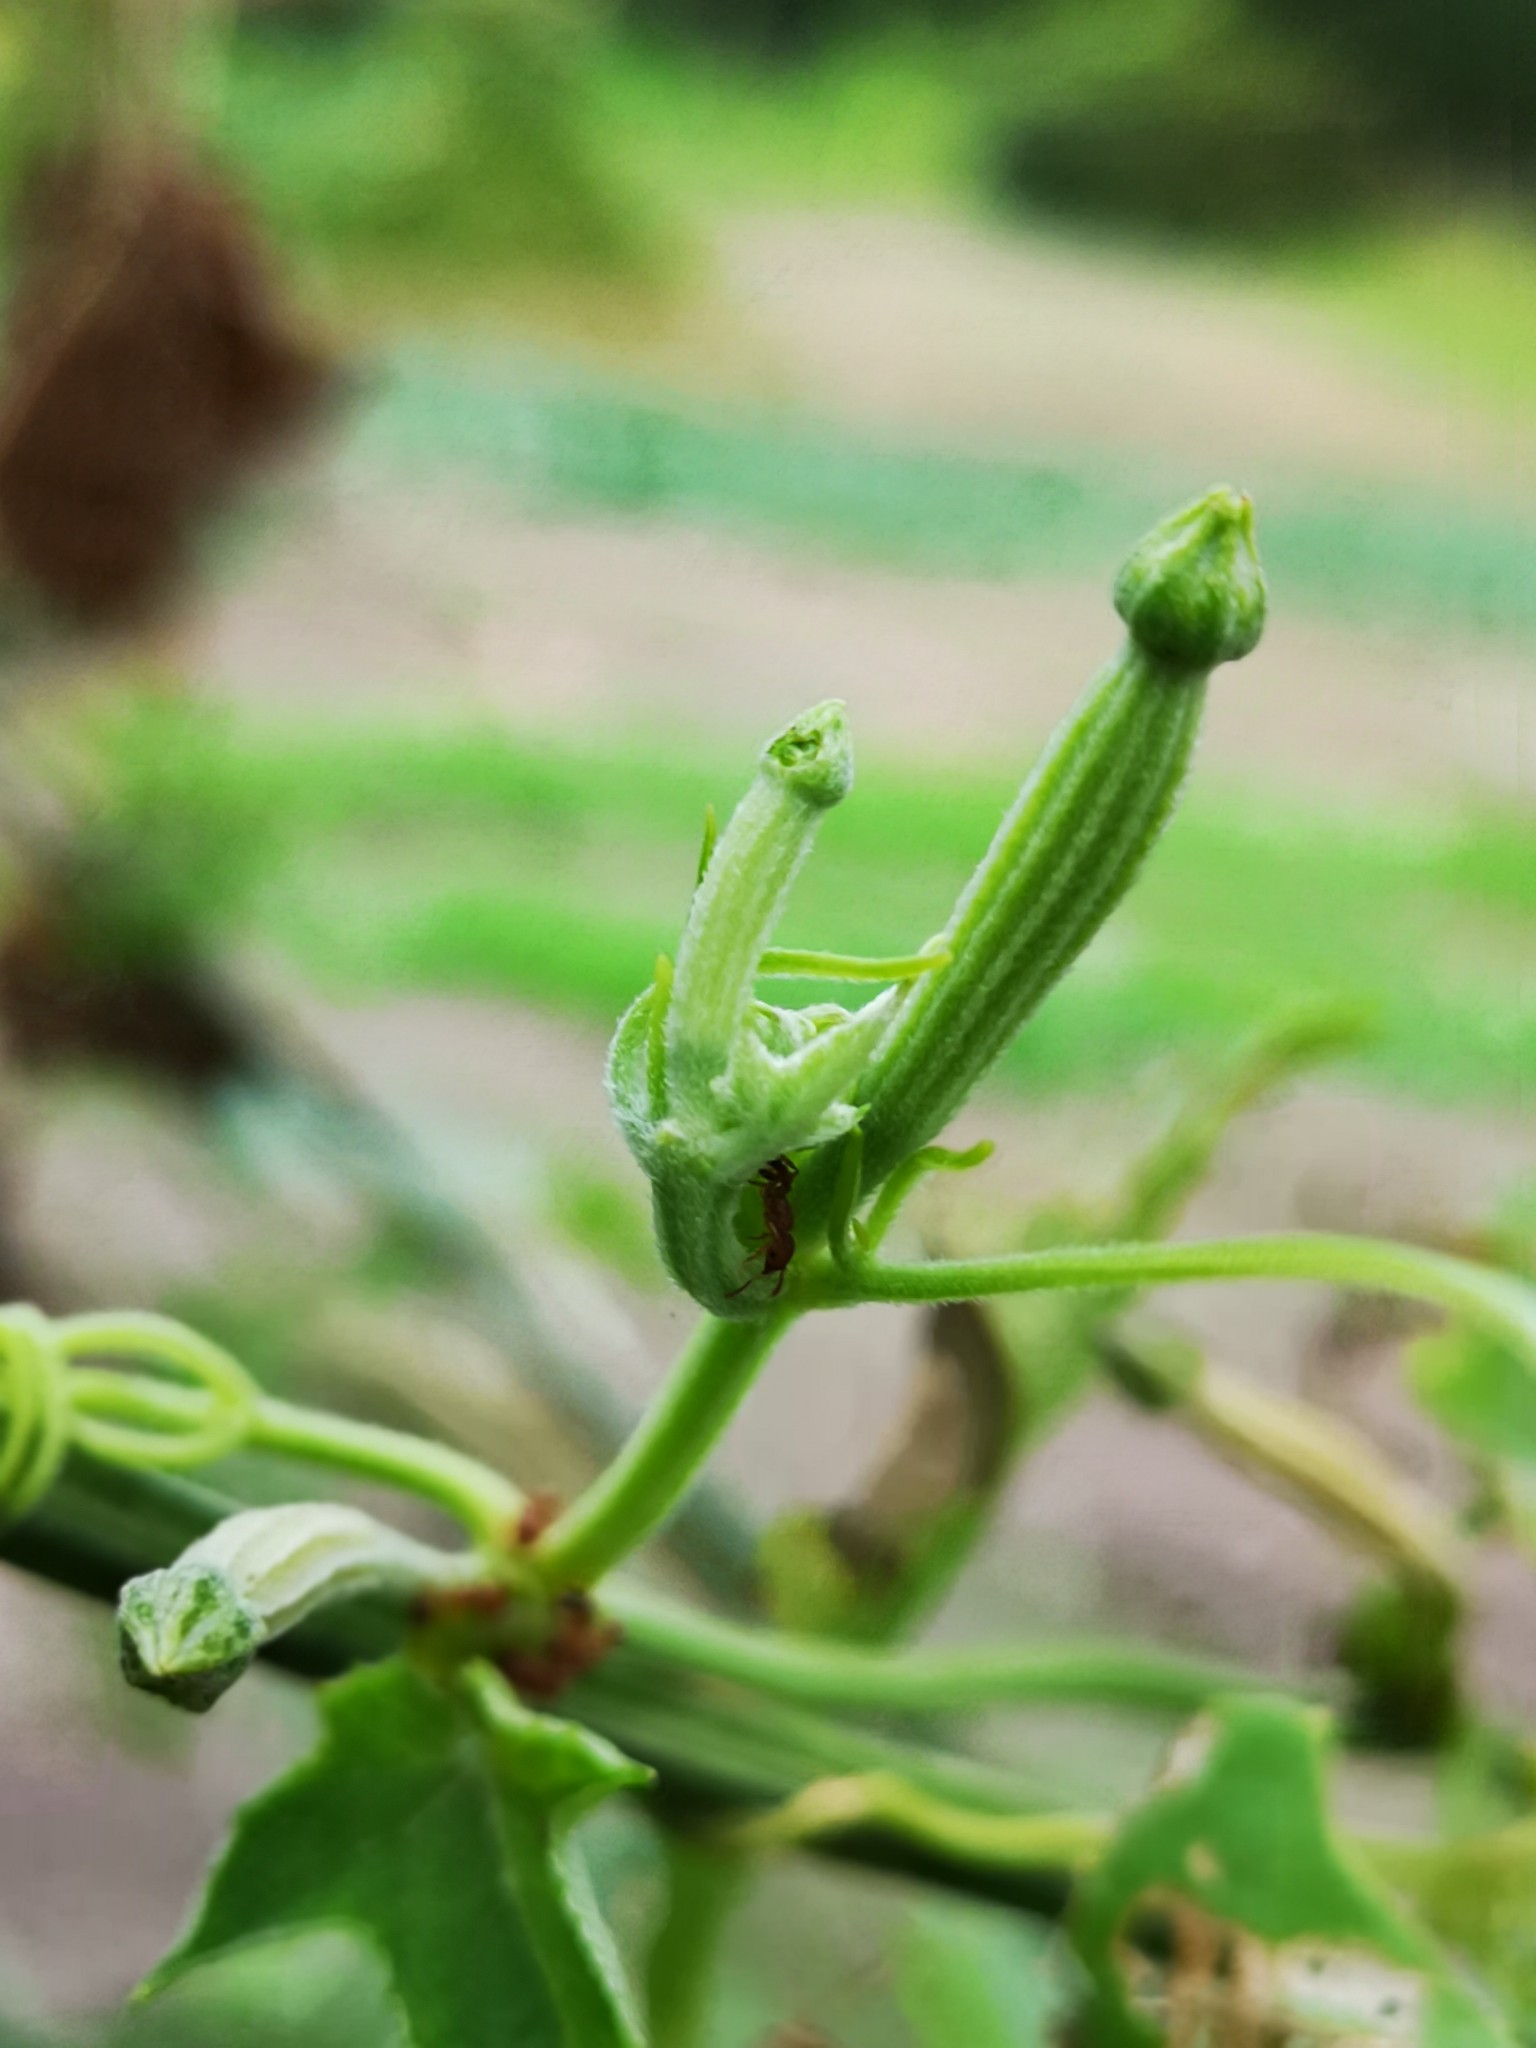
(143, 1657), (649, 2048)
(465, 1664), (654, 2048)
(1071, 1697), (1510, 2048)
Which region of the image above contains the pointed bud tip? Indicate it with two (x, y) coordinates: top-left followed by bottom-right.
(118, 1561), (259, 1713)
(1114, 486), (1267, 672)
(761, 700), (853, 809)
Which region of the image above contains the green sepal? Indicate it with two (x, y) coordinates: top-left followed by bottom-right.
(141, 1658), (650, 2048)
(1071, 1696), (1510, 2048)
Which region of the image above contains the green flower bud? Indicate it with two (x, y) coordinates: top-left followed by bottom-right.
(118, 1503), (481, 1712)
(823, 487), (1267, 1201)
(119, 1560), (261, 1714)
(1113, 485), (1266, 670)
(608, 701), (893, 1316)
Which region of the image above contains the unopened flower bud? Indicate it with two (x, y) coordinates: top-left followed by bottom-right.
(826, 488), (1267, 1199)
(118, 1503), (481, 1712)
(1113, 486), (1266, 670)
(609, 702), (893, 1317)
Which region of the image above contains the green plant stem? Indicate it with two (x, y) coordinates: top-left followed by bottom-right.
(253, 1396), (523, 1545)
(535, 1308), (794, 1589)
(715, 1764), (1515, 1919)
(57, 1373), (524, 1547)
(645, 1837), (749, 2048)
(8, 1454), (1508, 1931)
(757, 947), (946, 982)
(722, 1772), (1111, 1874)
(1105, 1333), (1465, 1599)
(817, 1232), (1536, 1366)
(1, 1457), (1078, 1913)
(606, 1581), (1290, 1717)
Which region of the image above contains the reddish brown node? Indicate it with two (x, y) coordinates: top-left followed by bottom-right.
(515, 1490), (564, 1548)
(499, 1590), (623, 1704)
(412, 1579), (511, 1626)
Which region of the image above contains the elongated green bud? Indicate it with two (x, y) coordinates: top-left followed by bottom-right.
(118, 1503), (483, 1712)
(664, 699), (854, 1121)
(609, 701), (896, 1316)
(843, 487), (1265, 1195)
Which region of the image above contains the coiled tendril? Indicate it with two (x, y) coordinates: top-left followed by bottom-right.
(0, 1306), (258, 1523)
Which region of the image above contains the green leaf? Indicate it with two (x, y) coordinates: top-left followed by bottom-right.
(897, 1897), (1068, 2048)
(143, 1657), (648, 2048)
(1389, 1819), (1536, 2029)
(1071, 1697), (1510, 2048)
(114, 1932), (406, 2048)
(1408, 1325), (1536, 1578)
(465, 1663), (654, 2048)
(1409, 1326), (1536, 1466)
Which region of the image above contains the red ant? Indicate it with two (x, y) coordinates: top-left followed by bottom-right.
(727, 1154), (798, 1299)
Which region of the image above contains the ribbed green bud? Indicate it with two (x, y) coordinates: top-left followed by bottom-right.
(830, 487), (1266, 1199)
(609, 701), (894, 1317)
(118, 1503), (481, 1712)
(664, 699), (855, 1120)
(119, 1560), (262, 1714)
(1113, 485), (1266, 670)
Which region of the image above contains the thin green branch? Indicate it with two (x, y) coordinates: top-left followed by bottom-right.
(757, 947), (949, 983)
(21, 1365), (524, 1547)
(1101, 1326), (1465, 1600)
(860, 1139), (996, 1257)
(645, 1838), (749, 2048)
(714, 1762), (1530, 1925)
(534, 1308), (794, 1590)
(721, 1772), (1111, 1872)
(606, 1581), (1295, 1717)
(816, 1231), (1536, 1372)
(250, 1396), (524, 1546)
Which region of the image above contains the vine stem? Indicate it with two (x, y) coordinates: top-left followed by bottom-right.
(722, 1772), (1111, 1873)
(814, 1231), (1536, 1364)
(605, 1581), (1301, 1716)
(50, 1373), (524, 1547)
(715, 1766), (1533, 1915)
(534, 1308), (795, 1590)
(645, 1838), (749, 2048)
(253, 1397), (524, 1546)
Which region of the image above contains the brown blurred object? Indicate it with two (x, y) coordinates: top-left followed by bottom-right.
(0, 870), (258, 1098)
(0, 143), (333, 626)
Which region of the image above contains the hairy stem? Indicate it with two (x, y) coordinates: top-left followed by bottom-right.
(534, 1308), (794, 1589)
(818, 1232), (1536, 1370)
